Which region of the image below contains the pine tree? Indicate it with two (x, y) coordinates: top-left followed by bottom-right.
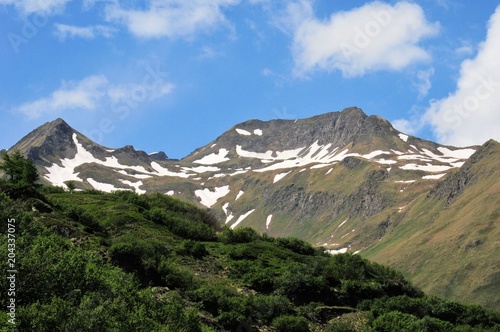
(0, 151), (39, 189)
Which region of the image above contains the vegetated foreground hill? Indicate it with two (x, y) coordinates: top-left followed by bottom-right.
(3, 107), (499, 310)
(0, 185), (499, 331)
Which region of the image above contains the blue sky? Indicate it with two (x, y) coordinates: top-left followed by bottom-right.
(1, 0), (499, 159)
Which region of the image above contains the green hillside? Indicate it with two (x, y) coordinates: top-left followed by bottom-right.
(1, 179), (499, 331)
(362, 140), (500, 309)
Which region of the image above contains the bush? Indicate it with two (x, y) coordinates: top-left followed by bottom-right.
(178, 240), (209, 259)
(147, 207), (216, 241)
(325, 321), (357, 332)
(275, 263), (329, 304)
(158, 260), (197, 291)
(372, 311), (420, 332)
(250, 295), (294, 324)
(190, 284), (238, 316)
(272, 315), (310, 332)
(276, 237), (315, 256)
(219, 227), (259, 244)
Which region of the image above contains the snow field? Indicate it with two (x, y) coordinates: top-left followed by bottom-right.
(194, 185), (230, 208)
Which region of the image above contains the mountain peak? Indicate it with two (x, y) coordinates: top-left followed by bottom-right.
(8, 118), (83, 164)
(185, 107), (396, 162)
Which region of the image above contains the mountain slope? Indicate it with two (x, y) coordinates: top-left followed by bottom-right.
(3, 107), (498, 310)
(2, 186), (499, 330)
(362, 139), (500, 309)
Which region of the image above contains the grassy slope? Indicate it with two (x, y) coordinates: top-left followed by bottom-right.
(1, 185), (499, 331)
(362, 142), (500, 310)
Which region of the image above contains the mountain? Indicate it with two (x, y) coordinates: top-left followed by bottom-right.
(3, 107), (499, 310)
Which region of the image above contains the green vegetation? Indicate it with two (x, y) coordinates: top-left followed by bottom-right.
(0, 151), (39, 198)
(0, 164), (499, 331)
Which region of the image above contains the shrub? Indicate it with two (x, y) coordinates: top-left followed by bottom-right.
(158, 260), (197, 291)
(178, 240), (208, 259)
(272, 315), (310, 332)
(276, 237), (315, 256)
(250, 295), (294, 324)
(219, 227), (259, 244)
(325, 321), (357, 332)
(372, 311), (420, 332)
(190, 285), (237, 316)
(275, 263), (329, 304)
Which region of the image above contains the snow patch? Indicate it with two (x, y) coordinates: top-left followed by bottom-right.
(437, 147), (475, 159)
(395, 180), (416, 183)
(87, 178), (123, 192)
(398, 133), (409, 142)
(194, 185), (230, 208)
(44, 133), (157, 186)
(116, 170), (152, 179)
(273, 171), (291, 183)
(375, 159), (397, 165)
(230, 209), (255, 229)
(400, 163), (452, 172)
(182, 165), (220, 174)
(236, 190), (244, 200)
(120, 179), (146, 194)
(193, 148), (230, 165)
(222, 202), (229, 215)
(151, 162), (192, 178)
(225, 213), (234, 224)
(253, 129), (263, 136)
(236, 128), (251, 136)
(310, 164), (330, 169)
(362, 150), (390, 159)
(266, 214), (273, 229)
(338, 218), (348, 228)
(422, 173), (447, 180)
(327, 248), (348, 255)
(166, 190), (174, 196)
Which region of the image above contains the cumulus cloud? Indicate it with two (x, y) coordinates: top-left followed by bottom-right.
(422, 6), (500, 146)
(13, 73), (175, 119)
(14, 76), (109, 119)
(104, 0), (239, 39)
(0, 0), (69, 15)
(285, 1), (439, 77)
(54, 24), (116, 41)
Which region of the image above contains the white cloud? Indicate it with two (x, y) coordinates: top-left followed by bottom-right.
(392, 118), (423, 136)
(0, 0), (69, 15)
(286, 1), (439, 77)
(13, 73), (175, 119)
(454, 41), (474, 57)
(415, 68), (435, 99)
(54, 24), (116, 41)
(14, 76), (109, 119)
(422, 6), (500, 146)
(104, 0), (239, 39)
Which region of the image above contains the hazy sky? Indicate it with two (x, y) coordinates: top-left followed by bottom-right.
(1, 0), (499, 158)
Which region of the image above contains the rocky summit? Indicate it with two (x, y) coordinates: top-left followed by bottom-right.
(3, 107), (499, 309)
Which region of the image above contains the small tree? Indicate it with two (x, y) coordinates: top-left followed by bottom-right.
(0, 151), (40, 193)
(65, 181), (76, 194)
